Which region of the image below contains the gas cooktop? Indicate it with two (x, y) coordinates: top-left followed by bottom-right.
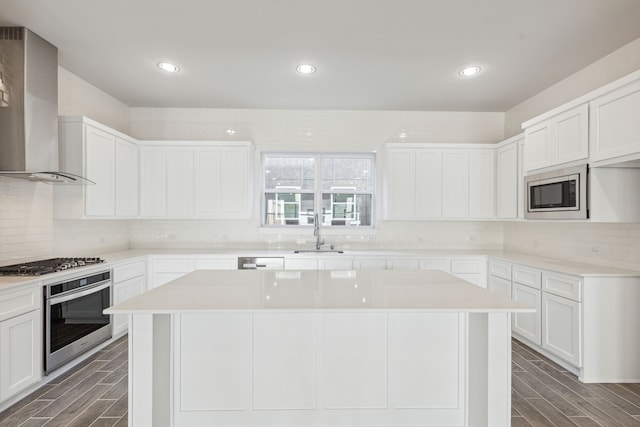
(0, 257), (105, 276)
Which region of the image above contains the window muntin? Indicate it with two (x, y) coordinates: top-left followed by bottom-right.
(263, 153), (375, 227)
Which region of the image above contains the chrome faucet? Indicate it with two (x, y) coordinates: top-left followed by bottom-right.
(314, 213), (325, 250)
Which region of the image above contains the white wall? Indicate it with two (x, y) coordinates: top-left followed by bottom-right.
(58, 66), (130, 135)
(504, 36), (640, 137)
(0, 178), (53, 264)
(504, 222), (640, 271)
(128, 107), (506, 250)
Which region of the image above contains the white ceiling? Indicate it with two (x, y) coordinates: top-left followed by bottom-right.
(2, 0), (640, 112)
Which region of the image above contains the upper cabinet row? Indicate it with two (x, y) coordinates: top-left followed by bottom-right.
(523, 68), (640, 171)
(55, 117), (254, 220)
(383, 145), (497, 220)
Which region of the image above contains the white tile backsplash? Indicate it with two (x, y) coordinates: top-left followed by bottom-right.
(0, 177), (53, 264)
(53, 220), (130, 256)
(504, 222), (640, 271)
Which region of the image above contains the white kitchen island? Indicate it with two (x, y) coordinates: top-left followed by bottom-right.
(105, 269), (532, 427)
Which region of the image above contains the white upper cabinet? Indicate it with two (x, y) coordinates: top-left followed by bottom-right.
(139, 146), (167, 217)
(140, 142), (254, 219)
(523, 103), (588, 172)
(384, 144), (494, 220)
(496, 135), (523, 220)
(194, 147), (222, 217)
(384, 148), (418, 219)
(442, 150), (469, 218)
(56, 116), (139, 219)
(590, 77), (640, 165)
(115, 138), (139, 217)
(84, 125), (116, 216)
(468, 149), (495, 219)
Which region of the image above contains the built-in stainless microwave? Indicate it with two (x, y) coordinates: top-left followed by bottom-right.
(524, 165), (588, 220)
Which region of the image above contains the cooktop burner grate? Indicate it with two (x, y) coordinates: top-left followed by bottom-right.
(0, 257), (105, 276)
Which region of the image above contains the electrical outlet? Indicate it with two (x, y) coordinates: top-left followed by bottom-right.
(590, 246), (601, 255)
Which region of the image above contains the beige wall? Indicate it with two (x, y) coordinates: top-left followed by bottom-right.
(504, 36), (640, 137)
(58, 67), (130, 134)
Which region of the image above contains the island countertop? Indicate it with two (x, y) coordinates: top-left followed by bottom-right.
(105, 269), (533, 314)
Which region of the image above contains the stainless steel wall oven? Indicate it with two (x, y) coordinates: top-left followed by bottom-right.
(44, 270), (112, 374)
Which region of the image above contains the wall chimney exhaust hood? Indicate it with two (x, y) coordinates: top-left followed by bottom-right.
(0, 27), (93, 184)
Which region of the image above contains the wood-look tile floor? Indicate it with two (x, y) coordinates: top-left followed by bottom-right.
(0, 336), (128, 427)
(2, 337), (640, 426)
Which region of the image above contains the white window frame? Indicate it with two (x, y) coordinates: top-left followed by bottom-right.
(261, 152), (376, 229)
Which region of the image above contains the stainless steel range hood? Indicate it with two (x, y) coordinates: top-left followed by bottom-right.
(0, 27), (93, 184)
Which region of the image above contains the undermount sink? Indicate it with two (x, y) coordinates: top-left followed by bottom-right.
(293, 250), (344, 254)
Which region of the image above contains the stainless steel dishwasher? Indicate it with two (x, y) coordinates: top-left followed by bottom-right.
(237, 257), (284, 270)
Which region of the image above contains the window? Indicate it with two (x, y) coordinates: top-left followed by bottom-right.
(263, 153), (375, 227)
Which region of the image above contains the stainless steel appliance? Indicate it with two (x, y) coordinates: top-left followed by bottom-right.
(44, 270), (112, 373)
(524, 165), (588, 220)
(0, 257), (105, 276)
(0, 27), (92, 183)
(237, 257), (284, 270)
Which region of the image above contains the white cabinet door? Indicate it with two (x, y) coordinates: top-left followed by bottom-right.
(524, 121), (552, 172)
(415, 149), (443, 218)
(384, 148), (416, 219)
(590, 78), (640, 163)
(318, 257), (353, 270)
(468, 149), (495, 218)
(524, 104), (588, 172)
(221, 146), (252, 218)
(253, 313), (317, 409)
(166, 147), (194, 217)
(115, 137), (139, 217)
(112, 275), (145, 336)
(512, 283), (541, 345)
(353, 258), (387, 270)
(0, 310), (41, 402)
(496, 141), (520, 219)
(386, 258), (420, 270)
(324, 313), (387, 409)
(84, 125), (115, 216)
(555, 104), (589, 165)
(194, 257), (237, 270)
(194, 147), (222, 217)
(542, 292), (581, 367)
(139, 147), (167, 216)
(488, 276), (512, 299)
(285, 258), (318, 270)
(419, 258), (451, 272)
(442, 150), (469, 218)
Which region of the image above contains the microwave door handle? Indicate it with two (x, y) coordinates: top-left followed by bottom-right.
(48, 281), (111, 305)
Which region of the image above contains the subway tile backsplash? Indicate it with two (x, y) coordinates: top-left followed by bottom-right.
(0, 178), (53, 264)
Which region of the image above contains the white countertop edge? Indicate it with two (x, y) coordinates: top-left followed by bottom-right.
(105, 307), (535, 315)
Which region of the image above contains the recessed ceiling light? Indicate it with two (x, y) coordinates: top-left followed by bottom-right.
(296, 64), (316, 74)
(158, 62), (180, 73)
(459, 66), (481, 77)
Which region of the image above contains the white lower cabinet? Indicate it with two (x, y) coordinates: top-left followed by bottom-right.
(488, 276), (512, 299)
(150, 256), (238, 288)
(0, 285), (41, 404)
(353, 257), (387, 270)
(112, 260), (146, 336)
(512, 282), (542, 346)
(284, 258), (318, 270)
(542, 292), (581, 367)
(151, 258), (195, 288)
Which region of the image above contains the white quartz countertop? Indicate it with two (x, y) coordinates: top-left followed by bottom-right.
(2, 247), (639, 292)
(105, 269), (533, 314)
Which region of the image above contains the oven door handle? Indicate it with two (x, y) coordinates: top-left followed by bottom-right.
(48, 281), (111, 305)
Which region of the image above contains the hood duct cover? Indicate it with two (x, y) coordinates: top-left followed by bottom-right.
(0, 27), (92, 184)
